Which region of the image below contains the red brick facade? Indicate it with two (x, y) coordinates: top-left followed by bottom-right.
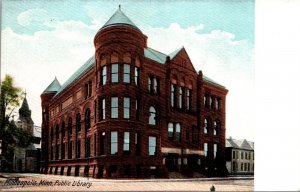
(40, 9), (228, 178)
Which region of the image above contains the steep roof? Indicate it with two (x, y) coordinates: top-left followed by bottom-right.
(144, 48), (168, 64)
(42, 77), (61, 93)
(226, 138), (254, 150)
(100, 7), (140, 31)
(203, 75), (225, 88)
(54, 56), (95, 97)
(19, 97), (31, 118)
(169, 47), (184, 60)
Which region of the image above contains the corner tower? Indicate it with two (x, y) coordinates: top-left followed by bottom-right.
(40, 77), (61, 173)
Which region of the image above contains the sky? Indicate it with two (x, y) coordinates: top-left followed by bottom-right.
(1, 0), (254, 141)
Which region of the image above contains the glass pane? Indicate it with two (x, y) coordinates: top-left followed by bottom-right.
(168, 123), (173, 132)
(112, 74), (118, 83)
(149, 113), (155, 125)
(124, 98), (130, 108)
(124, 132), (130, 143)
(149, 136), (156, 146)
(111, 143), (117, 154)
(124, 74), (130, 83)
(176, 123), (181, 132)
(112, 64), (118, 73)
(149, 147), (155, 156)
(111, 97), (118, 107)
(124, 64), (130, 73)
(111, 132), (118, 142)
(102, 99), (105, 119)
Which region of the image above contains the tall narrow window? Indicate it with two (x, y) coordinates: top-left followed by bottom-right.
(135, 133), (141, 155)
(61, 143), (65, 159)
(149, 136), (157, 156)
(149, 106), (156, 125)
(215, 98), (219, 110)
(101, 66), (107, 85)
(204, 95), (209, 108)
(88, 81), (92, 97)
(204, 119), (208, 134)
(76, 113), (81, 132)
(76, 140), (81, 158)
(204, 143), (208, 157)
(111, 64), (118, 83)
(153, 78), (158, 94)
(175, 123), (181, 141)
(134, 67), (139, 85)
(210, 96), (213, 109)
(111, 131), (118, 155)
(187, 89), (191, 110)
(214, 121), (217, 135)
(85, 137), (91, 157)
(61, 122), (65, 138)
(123, 64), (130, 83)
(136, 99), (140, 121)
(148, 78), (152, 92)
(85, 108), (91, 130)
(179, 87), (183, 109)
(68, 118), (72, 136)
(100, 132), (105, 155)
(168, 123), (174, 140)
(100, 98), (105, 120)
(171, 84), (176, 107)
(68, 142), (72, 159)
(214, 144), (217, 159)
(111, 97), (118, 118)
(123, 132), (130, 154)
(50, 127), (54, 142)
(56, 125), (59, 140)
(148, 77), (159, 94)
(123, 97), (130, 119)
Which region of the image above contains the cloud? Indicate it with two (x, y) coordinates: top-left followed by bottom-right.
(17, 9), (49, 26)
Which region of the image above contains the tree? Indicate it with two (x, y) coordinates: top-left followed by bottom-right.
(0, 74), (32, 171)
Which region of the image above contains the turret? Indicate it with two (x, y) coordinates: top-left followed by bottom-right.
(94, 6), (147, 59)
(40, 77), (61, 173)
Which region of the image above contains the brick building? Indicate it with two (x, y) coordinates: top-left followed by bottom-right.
(40, 7), (228, 178)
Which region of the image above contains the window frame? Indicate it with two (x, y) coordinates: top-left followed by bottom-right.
(111, 97), (118, 118)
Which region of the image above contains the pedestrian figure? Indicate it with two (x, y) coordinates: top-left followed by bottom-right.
(210, 185), (216, 192)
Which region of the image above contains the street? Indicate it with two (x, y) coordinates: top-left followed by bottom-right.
(0, 173), (253, 191)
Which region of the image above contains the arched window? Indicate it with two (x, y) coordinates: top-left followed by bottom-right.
(168, 123), (174, 140)
(76, 113), (81, 133)
(85, 108), (91, 130)
(214, 120), (221, 135)
(56, 124), (59, 140)
(204, 119), (208, 134)
(68, 117), (72, 136)
(61, 121), (65, 138)
(149, 106), (156, 125)
(175, 123), (181, 141)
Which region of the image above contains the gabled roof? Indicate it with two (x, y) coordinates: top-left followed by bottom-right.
(226, 137), (254, 150)
(54, 56), (95, 97)
(100, 7), (140, 31)
(169, 47), (184, 60)
(42, 77), (61, 93)
(203, 75), (225, 88)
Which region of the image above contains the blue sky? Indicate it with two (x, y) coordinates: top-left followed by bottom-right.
(1, 0), (254, 140)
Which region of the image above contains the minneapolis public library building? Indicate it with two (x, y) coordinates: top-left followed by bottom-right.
(40, 8), (228, 178)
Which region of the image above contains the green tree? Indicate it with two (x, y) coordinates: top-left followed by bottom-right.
(0, 74), (32, 171)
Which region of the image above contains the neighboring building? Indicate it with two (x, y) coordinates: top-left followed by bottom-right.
(225, 137), (254, 175)
(13, 96), (41, 173)
(40, 7), (228, 178)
